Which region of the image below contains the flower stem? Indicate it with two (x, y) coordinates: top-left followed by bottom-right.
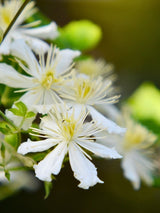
(1, 0), (31, 43)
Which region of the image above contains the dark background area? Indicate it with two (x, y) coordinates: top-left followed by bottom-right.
(1, 0), (160, 212)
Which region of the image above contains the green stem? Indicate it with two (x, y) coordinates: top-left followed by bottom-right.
(1, 86), (11, 107)
(1, 0), (31, 43)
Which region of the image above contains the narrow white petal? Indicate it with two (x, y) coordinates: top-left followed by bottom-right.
(34, 142), (67, 181)
(0, 63), (33, 88)
(18, 138), (57, 155)
(20, 90), (44, 108)
(122, 154), (140, 190)
(10, 40), (40, 77)
(0, 36), (11, 55)
(55, 49), (81, 75)
(88, 106), (126, 135)
(96, 133), (122, 148)
(69, 142), (103, 189)
(21, 22), (59, 40)
(76, 140), (122, 159)
(95, 104), (121, 122)
(24, 36), (50, 54)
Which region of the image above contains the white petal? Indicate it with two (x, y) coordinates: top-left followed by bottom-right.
(95, 104), (121, 122)
(34, 142), (67, 181)
(20, 90), (44, 108)
(0, 36), (11, 55)
(18, 138), (58, 155)
(88, 106), (126, 135)
(122, 154), (140, 190)
(69, 142), (103, 189)
(76, 140), (122, 159)
(55, 49), (81, 75)
(24, 36), (50, 54)
(0, 63), (33, 88)
(32, 104), (53, 114)
(10, 39), (40, 77)
(21, 22), (59, 40)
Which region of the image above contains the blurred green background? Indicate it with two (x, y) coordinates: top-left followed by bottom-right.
(1, 0), (160, 212)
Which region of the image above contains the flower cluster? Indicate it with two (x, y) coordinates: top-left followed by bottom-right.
(0, 0), (158, 198)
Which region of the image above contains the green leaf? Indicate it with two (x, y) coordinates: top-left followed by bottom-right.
(54, 20), (102, 51)
(15, 101), (27, 116)
(8, 108), (23, 116)
(5, 134), (19, 149)
(1, 142), (5, 160)
(26, 111), (36, 118)
(26, 11), (50, 26)
(4, 170), (10, 181)
(44, 181), (53, 199)
(8, 101), (27, 117)
(0, 122), (12, 135)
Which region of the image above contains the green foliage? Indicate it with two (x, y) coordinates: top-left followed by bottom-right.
(4, 170), (10, 181)
(127, 82), (160, 136)
(1, 142), (5, 160)
(0, 122), (13, 135)
(8, 101), (35, 122)
(153, 176), (160, 187)
(9, 102), (27, 117)
(27, 151), (49, 162)
(44, 181), (53, 199)
(26, 11), (50, 26)
(54, 20), (102, 51)
(5, 134), (19, 149)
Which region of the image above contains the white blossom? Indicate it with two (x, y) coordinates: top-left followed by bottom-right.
(99, 116), (157, 190)
(0, 0), (58, 55)
(18, 105), (122, 189)
(0, 40), (80, 111)
(59, 75), (126, 135)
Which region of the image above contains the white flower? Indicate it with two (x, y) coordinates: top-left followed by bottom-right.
(60, 75), (126, 135)
(100, 117), (157, 190)
(18, 105), (122, 189)
(0, 0), (58, 55)
(0, 40), (80, 111)
(76, 58), (114, 79)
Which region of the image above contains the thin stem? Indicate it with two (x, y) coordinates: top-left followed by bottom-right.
(1, 0), (31, 43)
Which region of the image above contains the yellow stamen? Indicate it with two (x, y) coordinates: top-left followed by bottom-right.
(75, 78), (94, 103)
(41, 70), (59, 90)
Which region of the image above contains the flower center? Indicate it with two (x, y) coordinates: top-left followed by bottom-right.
(75, 79), (94, 103)
(41, 70), (59, 90)
(61, 118), (76, 142)
(123, 127), (146, 150)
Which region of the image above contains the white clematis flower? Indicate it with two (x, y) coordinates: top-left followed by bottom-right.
(99, 116), (157, 190)
(76, 58), (114, 79)
(0, 0), (59, 55)
(18, 105), (122, 189)
(59, 75), (126, 135)
(0, 40), (80, 111)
